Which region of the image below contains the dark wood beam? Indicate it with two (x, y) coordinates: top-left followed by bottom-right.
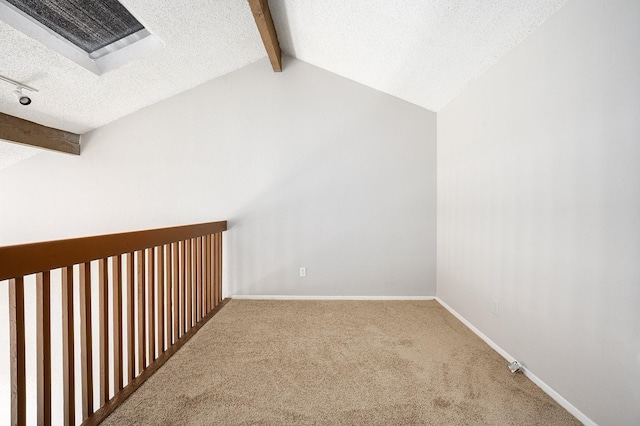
(248, 0), (282, 72)
(0, 112), (80, 155)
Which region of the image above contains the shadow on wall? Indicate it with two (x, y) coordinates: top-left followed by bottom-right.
(269, 0), (295, 58)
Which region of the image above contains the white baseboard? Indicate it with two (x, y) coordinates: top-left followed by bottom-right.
(435, 297), (596, 426)
(230, 295), (436, 301)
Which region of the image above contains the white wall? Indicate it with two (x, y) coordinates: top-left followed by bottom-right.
(437, 0), (640, 424)
(0, 56), (437, 297)
(1, 56), (436, 422)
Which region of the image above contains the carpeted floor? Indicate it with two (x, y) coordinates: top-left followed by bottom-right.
(103, 300), (580, 425)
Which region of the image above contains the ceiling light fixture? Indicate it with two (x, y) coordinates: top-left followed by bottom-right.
(0, 74), (38, 106)
(13, 87), (31, 105)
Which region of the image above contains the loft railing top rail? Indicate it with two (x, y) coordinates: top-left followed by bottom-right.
(0, 220), (227, 281)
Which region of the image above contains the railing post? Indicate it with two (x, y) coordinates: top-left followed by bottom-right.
(37, 271), (52, 425)
(9, 277), (26, 426)
(113, 255), (123, 392)
(196, 237), (202, 322)
(185, 240), (192, 332)
(147, 247), (155, 362)
(136, 250), (146, 374)
(157, 246), (165, 353)
(98, 259), (109, 407)
(204, 235), (210, 315)
(215, 233), (222, 305)
(126, 253), (135, 383)
(172, 242), (179, 344)
(164, 244), (172, 351)
(61, 266), (75, 426)
(80, 262), (94, 420)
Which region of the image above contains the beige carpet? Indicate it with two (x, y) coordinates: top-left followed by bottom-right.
(103, 300), (580, 425)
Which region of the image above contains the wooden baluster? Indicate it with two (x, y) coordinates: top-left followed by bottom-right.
(202, 238), (205, 317)
(98, 259), (109, 407)
(185, 240), (192, 332)
(213, 234), (220, 306)
(218, 232), (223, 302)
(192, 238), (197, 324)
(9, 277), (26, 425)
(147, 248), (156, 362)
(212, 233), (216, 307)
(202, 235), (208, 315)
(194, 239), (198, 321)
(202, 237), (207, 316)
(211, 234), (218, 307)
(172, 242), (179, 343)
(196, 237), (202, 321)
(79, 262), (94, 419)
(157, 245), (165, 353)
(113, 255), (123, 393)
(219, 232), (223, 304)
(212, 236), (218, 313)
(126, 253), (135, 383)
(180, 240), (186, 338)
(215, 235), (218, 308)
(136, 250), (146, 374)
(165, 244), (172, 350)
(61, 266), (75, 426)
(37, 271), (52, 425)
(208, 235), (215, 310)
(205, 235), (210, 315)
(203, 237), (208, 315)
(210, 234), (215, 309)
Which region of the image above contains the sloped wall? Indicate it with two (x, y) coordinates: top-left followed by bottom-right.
(437, 0), (640, 424)
(0, 57), (437, 297)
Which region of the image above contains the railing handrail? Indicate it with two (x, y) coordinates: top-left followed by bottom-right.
(0, 220), (227, 281)
(2, 220), (227, 425)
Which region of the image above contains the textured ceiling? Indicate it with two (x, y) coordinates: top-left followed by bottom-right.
(1, 0), (569, 165)
(0, 0), (265, 134)
(270, 0), (569, 112)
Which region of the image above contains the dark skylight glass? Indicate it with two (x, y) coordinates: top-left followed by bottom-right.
(5, 0), (144, 53)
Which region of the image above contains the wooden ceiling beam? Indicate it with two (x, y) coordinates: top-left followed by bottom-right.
(0, 112), (80, 155)
(248, 0), (282, 72)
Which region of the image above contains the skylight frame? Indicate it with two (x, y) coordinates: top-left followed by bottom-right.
(0, 0), (164, 75)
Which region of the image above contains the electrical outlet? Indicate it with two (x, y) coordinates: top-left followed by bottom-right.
(492, 300), (499, 316)
(299, 267), (306, 277)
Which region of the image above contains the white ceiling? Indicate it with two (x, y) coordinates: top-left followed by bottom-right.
(271, 0), (569, 111)
(0, 0), (568, 139)
(0, 0), (265, 135)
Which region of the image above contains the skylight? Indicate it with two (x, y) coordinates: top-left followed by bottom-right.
(0, 0), (163, 74)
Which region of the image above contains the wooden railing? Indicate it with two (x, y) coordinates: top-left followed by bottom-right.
(0, 221), (228, 425)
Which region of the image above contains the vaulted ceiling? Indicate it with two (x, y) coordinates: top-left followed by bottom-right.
(1, 0), (568, 139)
